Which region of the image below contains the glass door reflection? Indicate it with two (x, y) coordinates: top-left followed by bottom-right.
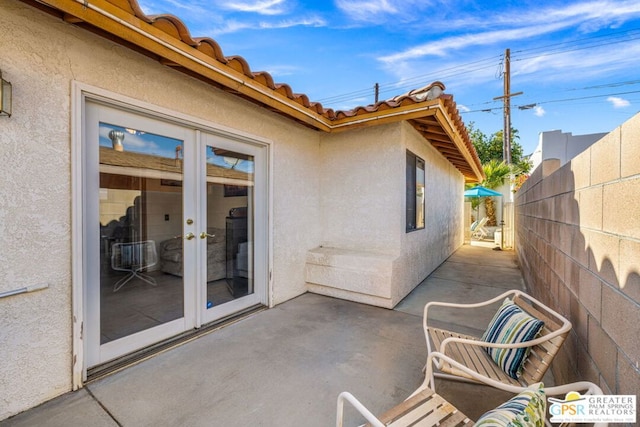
(204, 147), (254, 310)
(99, 123), (185, 343)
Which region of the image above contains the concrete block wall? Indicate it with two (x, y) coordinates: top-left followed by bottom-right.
(514, 113), (640, 397)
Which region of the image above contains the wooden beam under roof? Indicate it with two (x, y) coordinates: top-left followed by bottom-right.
(421, 132), (452, 144)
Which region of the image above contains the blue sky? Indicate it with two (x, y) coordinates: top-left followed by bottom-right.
(137, 0), (640, 155)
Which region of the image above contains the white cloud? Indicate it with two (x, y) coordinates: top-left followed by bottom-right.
(458, 104), (471, 113)
(378, 20), (640, 92)
(431, 0), (640, 33)
(378, 0), (640, 63)
(335, 0), (397, 21)
(213, 20), (252, 34)
(607, 96), (631, 108)
(259, 16), (326, 29)
(222, 0), (288, 15)
(335, 0), (434, 23)
(534, 106), (546, 117)
(379, 22), (571, 63)
(213, 15), (325, 34)
(514, 40), (640, 84)
(261, 64), (300, 77)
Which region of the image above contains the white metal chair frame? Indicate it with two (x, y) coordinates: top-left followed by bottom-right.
(110, 240), (158, 292)
(336, 352), (606, 427)
(424, 289), (572, 387)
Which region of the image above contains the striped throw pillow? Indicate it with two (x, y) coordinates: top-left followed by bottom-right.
(481, 298), (545, 379)
(475, 383), (546, 427)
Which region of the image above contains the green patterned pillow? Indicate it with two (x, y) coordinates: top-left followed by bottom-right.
(481, 298), (545, 379)
(474, 383), (546, 427)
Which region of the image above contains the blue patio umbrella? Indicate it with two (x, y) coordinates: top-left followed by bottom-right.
(465, 185), (505, 247)
(464, 185), (503, 198)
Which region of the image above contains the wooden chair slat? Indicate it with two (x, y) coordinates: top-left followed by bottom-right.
(429, 328), (520, 385)
(369, 388), (472, 427)
(407, 401), (457, 427)
(436, 409), (472, 427)
(371, 389), (436, 426)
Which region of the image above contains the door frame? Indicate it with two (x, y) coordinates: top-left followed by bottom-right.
(71, 82), (273, 388)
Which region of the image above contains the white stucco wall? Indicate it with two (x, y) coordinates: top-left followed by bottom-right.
(530, 129), (607, 172)
(396, 122), (465, 302)
(320, 124), (403, 254)
(318, 122), (464, 256)
(307, 122), (465, 307)
(0, 2), (321, 419)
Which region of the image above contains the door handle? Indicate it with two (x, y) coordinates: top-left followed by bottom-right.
(200, 232), (216, 239)
(185, 232), (195, 240)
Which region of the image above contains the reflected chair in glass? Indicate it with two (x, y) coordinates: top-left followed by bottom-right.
(110, 240), (158, 292)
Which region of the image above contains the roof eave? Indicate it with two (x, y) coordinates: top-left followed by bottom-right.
(26, 0), (484, 182)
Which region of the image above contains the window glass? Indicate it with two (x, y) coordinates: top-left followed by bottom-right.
(406, 151), (425, 232)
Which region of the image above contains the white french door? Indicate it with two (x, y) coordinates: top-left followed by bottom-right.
(198, 132), (267, 325)
(84, 99), (268, 369)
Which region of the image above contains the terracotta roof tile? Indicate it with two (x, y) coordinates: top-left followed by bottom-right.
(193, 38), (228, 64)
(148, 14), (198, 46)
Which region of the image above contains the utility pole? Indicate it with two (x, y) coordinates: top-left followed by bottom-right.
(493, 49), (522, 165)
(492, 48), (522, 249)
(374, 83), (379, 103)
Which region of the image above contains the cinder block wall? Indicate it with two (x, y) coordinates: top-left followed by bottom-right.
(514, 113), (640, 396)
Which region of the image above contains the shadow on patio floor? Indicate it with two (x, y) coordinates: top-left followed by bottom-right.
(2, 244), (543, 427)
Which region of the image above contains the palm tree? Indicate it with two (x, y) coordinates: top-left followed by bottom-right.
(481, 160), (511, 226)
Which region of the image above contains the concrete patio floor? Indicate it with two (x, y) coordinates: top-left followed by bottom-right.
(2, 244), (541, 427)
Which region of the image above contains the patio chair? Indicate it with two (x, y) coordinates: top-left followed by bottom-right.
(471, 217), (489, 239)
(336, 352), (606, 427)
(423, 289), (571, 388)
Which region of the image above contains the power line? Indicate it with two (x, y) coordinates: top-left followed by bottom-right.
(460, 79), (640, 110)
(461, 89), (640, 114)
(512, 27), (640, 60)
(563, 79), (640, 92)
(315, 55), (501, 104)
(513, 35), (640, 63)
(316, 27), (640, 109)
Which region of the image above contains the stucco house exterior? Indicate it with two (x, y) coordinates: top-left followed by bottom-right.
(529, 129), (607, 172)
(0, 0), (483, 419)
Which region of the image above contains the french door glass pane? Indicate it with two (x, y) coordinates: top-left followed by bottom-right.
(205, 147), (254, 309)
(98, 123), (185, 344)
